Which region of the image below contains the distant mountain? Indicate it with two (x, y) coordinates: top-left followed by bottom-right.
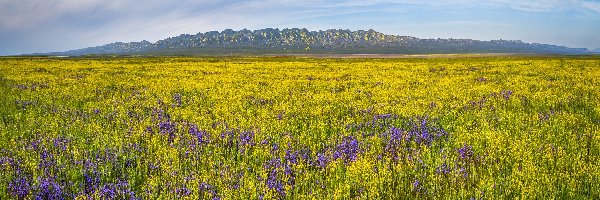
(42, 28), (590, 56)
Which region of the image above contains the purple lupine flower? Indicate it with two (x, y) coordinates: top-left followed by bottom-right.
(299, 148), (311, 163)
(239, 130), (255, 146)
(412, 179), (420, 191)
(500, 90), (513, 100)
(264, 158), (282, 170)
(36, 177), (64, 200)
(436, 163), (451, 175)
(115, 179), (136, 199)
(83, 161), (101, 195)
(430, 101), (437, 108)
(39, 150), (55, 171)
(14, 100), (35, 110)
(15, 84), (28, 90)
(149, 162), (160, 171)
(8, 176), (30, 199)
(539, 112), (550, 121)
(93, 109), (101, 114)
(287, 174), (296, 188)
(199, 182), (211, 191)
(0, 156), (12, 169)
(459, 167), (468, 178)
(53, 137), (69, 151)
(409, 116), (434, 146)
(220, 129), (235, 140)
(83, 173), (99, 194)
(260, 139), (269, 146)
(334, 135), (360, 164)
(198, 182), (218, 198)
(316, 152), (329, 168)
(332, 148), (342, 160)
(100, 184), (116, 199)
(127, 110), (136, 119)
(177, 187), (191, 197)
(285, 150), (298, 165)
(145, 126), (153, 134)
(158, 121), (177, 143)
(457, 144), (474, 160)
(383, 127), (405, 161)
(266, 170), (278, 189)
(189, 124), (210, 145)
(172, 93), (183, 107)
(158, 121), (176, 135)
(266, 172), (286, 197)
(434, 127), (448, 139)
(151, 108), (169, 120)
(284, 164), (293, 176)
(27, 140), (38, 151)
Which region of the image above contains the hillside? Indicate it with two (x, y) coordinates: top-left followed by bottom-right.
(45, 28), (590, 55)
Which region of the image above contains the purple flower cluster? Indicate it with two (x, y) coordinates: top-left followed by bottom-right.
(457, 144), (474, 160)
(14, 99), (35, 110)
(53, 137), (70, 151)
(151, 107), (170, 121)
(36, 177), (65, 200)
(198, 182), (220, 200)
(538, 109), (557, 122)
(172, 93), (183, 107)
(158, 121), (177, 142)
(316, 152), (330, 168)
(8, 176), (30, 199)
(176, 187), (191, 197)
(158, 121), (176, 135)
(83, 161), (101, 195)
(14, 83), (48, 91)
(383, 127), (404, 161)
(263, 158), (287, 197)
(239, 130), (255, 147)
(262, 144), (313, 198)
(436, 163), (451, 175)
(189, 124), (210, 146)
(500, 90), (513, 100)
(333, 136), (361, 165)
(455, 144), (478, 178)
(381, 116), (448, 161)
(99, 180), (137, 200)
(412, 179), (421, 191)
(39, 150), (56, 172)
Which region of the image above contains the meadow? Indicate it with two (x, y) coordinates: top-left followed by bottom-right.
(0, 56), (598, 199)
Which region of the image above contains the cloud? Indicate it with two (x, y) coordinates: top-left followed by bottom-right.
(581, 0), (600, 13)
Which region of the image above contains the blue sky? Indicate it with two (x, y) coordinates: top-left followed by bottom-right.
(1, 0), (599, 55)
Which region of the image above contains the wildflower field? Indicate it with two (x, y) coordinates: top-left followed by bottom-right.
(0, 56), (598, 199)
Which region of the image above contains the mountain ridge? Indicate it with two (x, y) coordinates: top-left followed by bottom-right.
(41, 28), (591, 56)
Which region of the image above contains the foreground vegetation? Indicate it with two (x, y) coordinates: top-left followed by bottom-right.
(0, 56), (598, 199)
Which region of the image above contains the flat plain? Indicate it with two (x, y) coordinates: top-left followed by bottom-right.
(0, 56), (598, 199)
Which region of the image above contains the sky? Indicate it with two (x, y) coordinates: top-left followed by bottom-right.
(1, 0), (599, 55)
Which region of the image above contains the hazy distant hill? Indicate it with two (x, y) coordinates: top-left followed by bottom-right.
(43, 28), (591, 56)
